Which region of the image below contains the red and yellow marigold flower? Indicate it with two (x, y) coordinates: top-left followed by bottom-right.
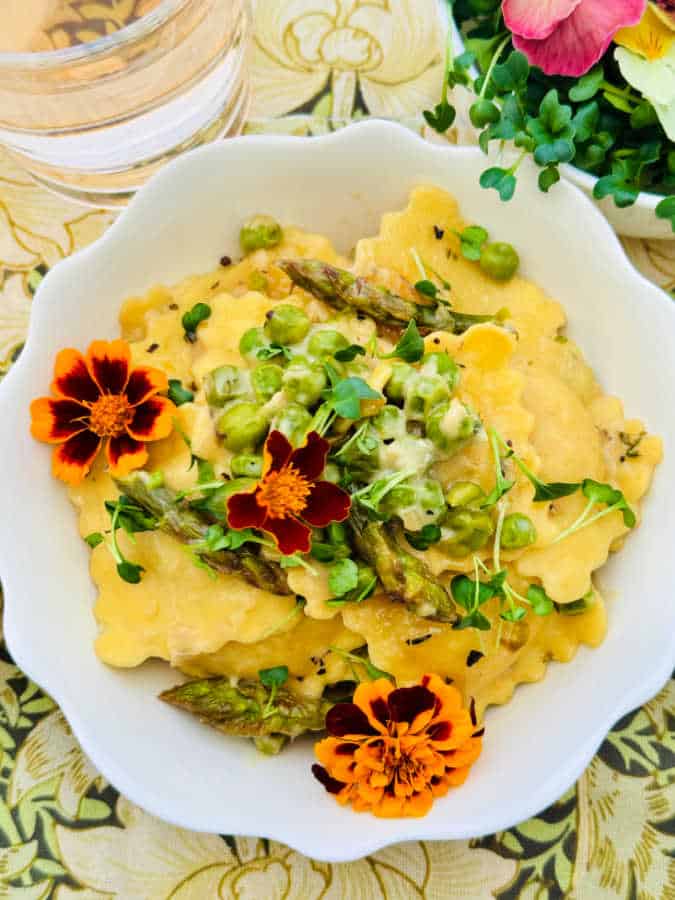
(227, 429), (351, 556)
(30, 340), (175, 484)
(312, 673), (483, 818)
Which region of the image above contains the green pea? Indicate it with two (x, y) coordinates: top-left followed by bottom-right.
(405, 375), (451, 421)
(239, 326), (267, 361)
(204, 365), (250, 406)
(384, 362), (415, 402)
(479, 242), (520, 281)
(446, 481), (486, 509)
(426, 400), (479, 452)
(194, 477), (256, 522)
(440, 507), (493, 557)
(417, 479), (447, 520)
(239, 215), (283, 254)
(282, 356), (327, 406)
(372, 404), (406, 440)
(251, 364), (283, 400)
(230, 454), (263, 478)
(272, 402), (312, 446)
(420, 352), (460, 391)
(500, 513), (537, 549)
(380, 484), (417, 515)
(264, 305), (311, 345)
(216, 402), (269, 452)
(307, 329), (350, 357)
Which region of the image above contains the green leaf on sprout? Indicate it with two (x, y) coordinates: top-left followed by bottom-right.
(329, 377), (381, 420)
(256, 343), (292, 361)
(104, 495), (158, 536)
(117, 561), (144, 584)
(414, 279), (438, 299)
(539, 166), (561, 193)
(85, 532), (104, 549)
(258, 666), (289, 688)
(490, 51), (530, 94)
(527, 584), (554, 616)
(456, 610), (491, 631)
(451, 574), (496, 612)
(465, 33), (505, 72)
(500, 605), (526, 623)
(480, 167), (517, 202)
(456, 225), (489, 261)
(568, 65), (604, 102)
(572, 102), (600, 143)
(328, 558), (360, 597)
(167, 379), (194, 406)
(182, 303), (211, 342)
(423, 102), (456, 134)
(656, 196), (675, 233)
(404, 524), (442, 551)
(334, 344), (366, 362)
(526, 90), (576, 167)
(593, 160), (639, 209)
(582, 479), (635, 527)
(382, 320), (424, 364)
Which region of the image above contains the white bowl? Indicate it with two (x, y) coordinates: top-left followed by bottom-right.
(562, 163), (674, 240)
(0, 121), (674, 862)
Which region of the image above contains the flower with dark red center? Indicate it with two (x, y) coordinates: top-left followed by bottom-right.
(227, 429), (351, 555)
(30, 340), (175, 484)
(312, 673), (483, 818)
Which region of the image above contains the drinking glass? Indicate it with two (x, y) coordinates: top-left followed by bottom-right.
(0, 0), (250, 206)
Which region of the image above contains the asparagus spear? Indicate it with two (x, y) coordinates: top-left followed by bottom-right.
(160, 676), (336, 753)
(114, 472), (292, 596)
(348, 507), (458, 623)
(277, 258), (497, 334)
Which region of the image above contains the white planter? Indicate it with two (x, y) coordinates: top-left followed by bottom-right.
(562, 163), (674, 241)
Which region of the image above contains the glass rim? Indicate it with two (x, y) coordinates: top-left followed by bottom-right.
(0, 0), (188, 70)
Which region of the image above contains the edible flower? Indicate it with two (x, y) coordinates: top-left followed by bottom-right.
(615, 3), (675, 138)
(503, 0), (646, 76)
(30, 340), (175, 484)
(227, 429), (351, 555)
(312, 674), (483, 817)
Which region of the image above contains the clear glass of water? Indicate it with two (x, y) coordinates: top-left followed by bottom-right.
(0, 0), (250, 207)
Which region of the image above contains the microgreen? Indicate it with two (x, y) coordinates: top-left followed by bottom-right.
(431, 10), (675, 217)
(527, 585), (554, 617)
(279, 553), (317, 574)
(334, 344), (366, 362)
(88, 495), (159, 584)
(328, 559), (359, 596)
(255, 343), (292, 361)
(451, 573), (494, 631)
(382, 320), (424, 364)
(552, 478), (635, 544)
(334, 422), (379, 460)
(455, 225), (488, 261)
(325, 376), (382, 420)
(352, 469), (416, 519)
(492, 429), (580, 502)
(414, 279), (439, 300)
(480, 428), (514, 508)
(404, 524), (442, 551)
(167, 379), (194, 406)
(259, 665), (289, 716)
(423, 31), (473, 134)
(329, 646), (394, 682)
(182, 302), (211, 343)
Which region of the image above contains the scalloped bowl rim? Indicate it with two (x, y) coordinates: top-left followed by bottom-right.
(0, 120), (674, 861)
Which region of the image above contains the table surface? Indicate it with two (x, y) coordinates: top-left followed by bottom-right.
(0, 2), (674, 897)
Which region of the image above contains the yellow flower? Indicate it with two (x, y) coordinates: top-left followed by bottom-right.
(615, 2), (675, 59)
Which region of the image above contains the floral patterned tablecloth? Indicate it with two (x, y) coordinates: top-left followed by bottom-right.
(0, 2), (673, 897)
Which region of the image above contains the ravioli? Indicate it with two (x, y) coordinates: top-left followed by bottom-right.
(71, 186), (662, 714)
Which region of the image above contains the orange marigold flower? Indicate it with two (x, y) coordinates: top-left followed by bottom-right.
(227, 429), (351, 556)
(312, 673), (483, 818)
(30, 339), (175, 484)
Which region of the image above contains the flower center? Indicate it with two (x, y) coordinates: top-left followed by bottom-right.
(258, 464), (311, 518)
(89, 393), (132, 437)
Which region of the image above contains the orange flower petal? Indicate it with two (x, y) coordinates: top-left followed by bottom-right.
(106, 433), (148, 476)
(125, 366), (169, 406)
(51, 348), (100, 404)
(352, 679), (394, 734)
(126, 396), (175, 442)
(30, 397), (89, 444)
(86, 340), (131, 395)
(52, 430), (101, 484)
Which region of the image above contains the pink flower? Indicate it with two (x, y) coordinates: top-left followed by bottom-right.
(503, 0), (647, 76)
